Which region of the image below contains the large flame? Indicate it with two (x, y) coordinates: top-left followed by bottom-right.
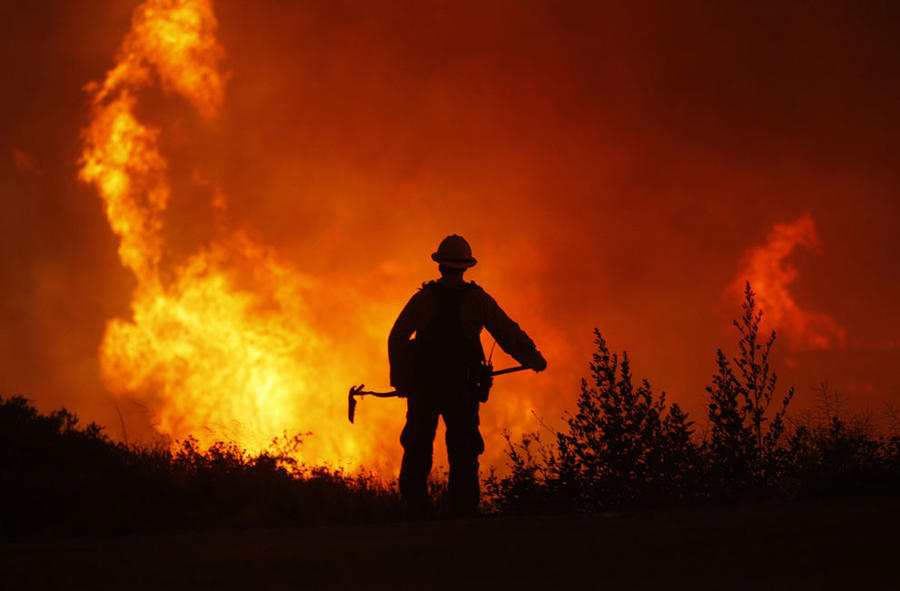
(78, 0), (395, 469)
(731, 213), (847, 351)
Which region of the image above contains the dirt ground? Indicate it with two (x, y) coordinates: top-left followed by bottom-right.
(3, 496), (898, 590)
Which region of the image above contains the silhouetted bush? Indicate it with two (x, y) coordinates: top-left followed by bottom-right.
(705, 283), (794, 498)
(553, 331), (700, 510)
(0, 397), (400, 541)
(483, 430), (563, 515)
(486, 283), (900, 514)
(786, 384), (900, 498)
(486, 331), (701, 513)
(6, 282), (900, 538)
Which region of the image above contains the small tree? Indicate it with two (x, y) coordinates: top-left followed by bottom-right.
(555, 330), (696, 509)
(706, 283), (794, 493)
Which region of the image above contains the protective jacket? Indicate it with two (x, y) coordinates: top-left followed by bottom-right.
(389, 276), (542, 515)
(388, 279), (542, 396)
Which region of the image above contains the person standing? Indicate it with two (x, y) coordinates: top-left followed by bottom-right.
(389, 234), (546, 516)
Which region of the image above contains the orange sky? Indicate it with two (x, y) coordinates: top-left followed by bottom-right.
(2, 1), (899, 475)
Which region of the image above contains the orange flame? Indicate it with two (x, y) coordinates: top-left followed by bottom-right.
(78, 0), (397, 470)
(732, 213), (847, 351)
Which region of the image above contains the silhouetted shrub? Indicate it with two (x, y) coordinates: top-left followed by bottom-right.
(6, 280), (900, 537)
(553, 331), (699, 510)
(487, 283), (899, 514)
(705, 283), (794, 498)
(786, 384), (900, 498)
(486, 331), (700, 513)
(0, 396), (399, 540)
(483, 430), (563, 515)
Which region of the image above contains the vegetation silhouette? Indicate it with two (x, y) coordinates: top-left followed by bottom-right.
(0, 397), (399, 540)
(485, 283), (900, 513)
(788, 383), (900, 499)
(3, 283), (899, 541)
(705, 283), (794, 498)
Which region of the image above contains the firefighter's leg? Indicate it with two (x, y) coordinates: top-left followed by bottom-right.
(399, 397), (440, 513)
(444, 398), (484, 516)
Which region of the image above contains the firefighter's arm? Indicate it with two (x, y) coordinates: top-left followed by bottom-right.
(388, 293), (423, 392)
(480, 290), (547, 372)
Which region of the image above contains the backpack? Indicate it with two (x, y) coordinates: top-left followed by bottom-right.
(412, 282), (485, 396)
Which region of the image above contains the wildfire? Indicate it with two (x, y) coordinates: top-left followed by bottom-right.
(732, 213), (847, 351)
(78, 0), (395, 469)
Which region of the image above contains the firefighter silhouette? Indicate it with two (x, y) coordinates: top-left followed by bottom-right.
(389, 235), (547, 516)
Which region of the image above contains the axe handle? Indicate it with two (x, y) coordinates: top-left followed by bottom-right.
(348, 389), (403, 424)
(353, 390), (403, 398)
(369, 390), (403, 398)
(349, 366), (528, 423)
(491, 364), (529, 376)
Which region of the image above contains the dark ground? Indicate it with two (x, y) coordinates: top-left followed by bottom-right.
(2, 496), (898, 590)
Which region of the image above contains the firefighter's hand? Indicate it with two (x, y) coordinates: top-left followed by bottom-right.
(391, 376), (413, 397)
(530, 350), (547, 372)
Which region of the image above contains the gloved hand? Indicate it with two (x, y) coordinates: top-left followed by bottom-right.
(391, 367), (415, 396)
(530, 350), (547, 372)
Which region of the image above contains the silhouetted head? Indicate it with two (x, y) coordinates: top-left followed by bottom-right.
(431, 235), (477, 270)
(438, 264), (465, 280)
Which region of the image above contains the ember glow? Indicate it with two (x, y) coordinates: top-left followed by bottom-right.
(3, 1), (899, 475)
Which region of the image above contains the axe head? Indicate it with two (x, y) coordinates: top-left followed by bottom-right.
(348, 384), (364, 424)
(348, 394), (357, 423)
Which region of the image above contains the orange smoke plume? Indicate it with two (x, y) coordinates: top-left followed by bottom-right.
(732, 213), (847, 351)
(78, 0), (394, 469)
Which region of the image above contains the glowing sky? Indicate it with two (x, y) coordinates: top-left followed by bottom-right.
(2, 1), (898, 474)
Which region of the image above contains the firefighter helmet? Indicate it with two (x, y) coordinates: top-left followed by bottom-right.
(431, 234), (477, 269)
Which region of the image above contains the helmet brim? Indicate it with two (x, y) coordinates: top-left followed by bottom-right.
(431, 252), (477, 268)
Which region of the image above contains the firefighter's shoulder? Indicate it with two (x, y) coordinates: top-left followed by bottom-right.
(411, 281), (439, 305)
(465, 280), (487, 294)
(465, 280), (494, 302)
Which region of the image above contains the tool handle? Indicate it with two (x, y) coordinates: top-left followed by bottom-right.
(350, 385), (403, 398)
(366, 390), (402, 398)
(491, 364), (529, 377)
